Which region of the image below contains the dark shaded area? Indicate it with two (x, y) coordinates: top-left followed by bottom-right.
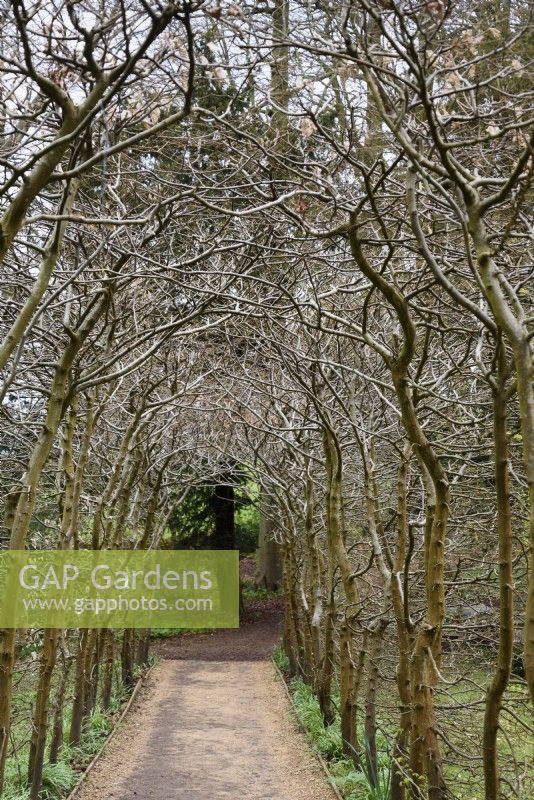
(169, 467), (258, 554)
(211, 483), (236, 550)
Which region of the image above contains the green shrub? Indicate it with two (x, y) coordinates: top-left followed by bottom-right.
(291, 678), (343, 760)
(88, 706), (111, 736)
(151, 627), (210, 638)
(273, 644), (290, 673)
(2, 761), (30, 800)
(330, 758), (391, 800)
(287, 676), (391, 799)
(1, 788), (30, 800)
(235, 506), (259, 554)
(40, 761), (76, 799)
(244, 587), (281, 600)
(67, 705), (112, 765)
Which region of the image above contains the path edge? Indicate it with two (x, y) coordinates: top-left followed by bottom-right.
(65, 662), (155, 800)
(271, 658), (344, 800)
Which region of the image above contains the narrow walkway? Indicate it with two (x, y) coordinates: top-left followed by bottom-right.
(75, 593), (337, 800)
(75, 660), (335, 800)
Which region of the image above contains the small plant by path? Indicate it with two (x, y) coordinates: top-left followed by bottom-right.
(273, 647), (391, 800)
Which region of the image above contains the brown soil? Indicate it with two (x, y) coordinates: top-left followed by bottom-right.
(154, 594), (283, 661)
(74, 595), (337, 800)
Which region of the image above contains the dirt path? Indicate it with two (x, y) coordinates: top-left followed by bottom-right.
(75, 599), (337, 800)
(154, 595), (282, 661)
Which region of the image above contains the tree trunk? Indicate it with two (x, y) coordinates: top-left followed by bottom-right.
(467, 205), (534, 706)
(101, 630), (115, 711)
(317, 590), (336, 726)
(256, 510), (282, 590)
(340, 621), (356, 761)
(28, 629), (59, 799)
(409, 625), (446, 800)
(364, 619), (388, 788)
(85, 629), (101, 718)
(49, 639), (71, 763)
(322, 425), (363, 757)
(483, 346), (514, 800)
(136, 630), (151, 667)
(27, 399), (80, 792)
(121, 629), (135, 690)
(391, 447), (414, 800)
(82, 629), (97, 721)
(282, 538), (305, 676)
(0, 292), (110, 791)
(69, 628), (88, 747)
(212, 483), (236, 550)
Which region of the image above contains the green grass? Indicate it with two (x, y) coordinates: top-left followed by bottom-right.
(150, 627), (211, 638)
(280, 658), (390, 800)
(4, 655), (145, 800)
(1, 787), (30, 800)
(63, 704), (112, 767)
(243, 586), (282, 600)
(291, 678), (343, 760)
(330, 760), (391, 800)
(3, 755), (76, 800)
(431, 666), (533, 800)
(273, 643), (290, 673)
(5, 704), (113, 800)
(3, 761), (31, 800)
(40, 762), (76, 800)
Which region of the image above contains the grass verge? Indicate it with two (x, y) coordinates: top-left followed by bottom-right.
(5, 658), (152, 800)
(273, 646), (390, 800)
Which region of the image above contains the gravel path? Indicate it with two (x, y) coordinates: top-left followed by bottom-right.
(154, 599), (282, 661)
(74, 659), (337, 800)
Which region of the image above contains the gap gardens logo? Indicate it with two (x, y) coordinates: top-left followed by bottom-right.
(0, 550), (239, 629)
